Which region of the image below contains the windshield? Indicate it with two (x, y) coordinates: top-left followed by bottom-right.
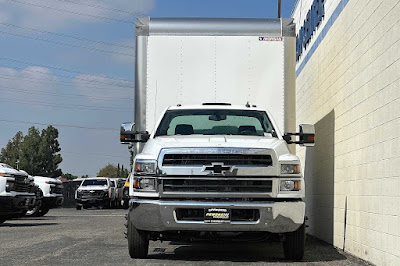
(155, 109), (276, 137)
(81, 179), (107, 186)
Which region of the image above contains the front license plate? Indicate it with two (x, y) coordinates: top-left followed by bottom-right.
(204, 208), (231, 223)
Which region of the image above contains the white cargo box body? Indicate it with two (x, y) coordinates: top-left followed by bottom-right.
(134, 18), (296, 135)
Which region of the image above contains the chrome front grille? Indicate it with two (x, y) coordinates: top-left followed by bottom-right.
(81, 190), (104, 197)
(162, 154), (272, 167)
(14, 175), (29, 192)
(163, 179), (272, 193)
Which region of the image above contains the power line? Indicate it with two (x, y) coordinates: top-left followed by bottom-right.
(0, 140), (127, 159)
(62, 151), (127, 159)
(0, 73), (134, 93)
(6, 0), (135, 24)
(52, 0), (146, 16)
(0, 30), (135, 57)
(0, 97), (132, 112)
(0, 57), (133, 83)
(0, 22), (135, 49)
(0, 118), (118, 131)
(0, 84), (134, 101)
(0, 58), (134, 87)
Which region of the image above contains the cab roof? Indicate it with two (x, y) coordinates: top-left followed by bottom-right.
(167, 103), (267, 111)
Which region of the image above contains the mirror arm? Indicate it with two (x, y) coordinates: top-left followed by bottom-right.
(283, 132), (314, 145)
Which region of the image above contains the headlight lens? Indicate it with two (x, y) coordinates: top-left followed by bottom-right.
(6, 181), (14, 192)
(133, 178), (156, 191)
(134, 160), (157, 175)
(280, 164), (300, 174)
(280, 180), (301, 191)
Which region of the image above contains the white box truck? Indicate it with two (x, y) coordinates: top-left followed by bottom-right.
(120, 17), (315, 261)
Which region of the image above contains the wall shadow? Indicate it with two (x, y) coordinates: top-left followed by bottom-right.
(304, 110), (335, 244)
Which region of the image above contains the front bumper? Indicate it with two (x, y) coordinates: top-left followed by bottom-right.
(43, 196), (64, 208)
(129, 199), (305, 233)
(0, 195), (36, 214)
(76, 197), (108, 205)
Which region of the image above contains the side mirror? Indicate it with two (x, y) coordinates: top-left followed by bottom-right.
(120, 122), (150, 144)
(283, 124), (315, 147)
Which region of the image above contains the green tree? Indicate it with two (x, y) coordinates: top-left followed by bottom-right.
(0, 131), (24, 168)
(39, 125), (62, 177)
(98, 164), (129, 178)
(19, 127), (42, 175)
(62, 173), (78, 180)
(97, 164), (118, 178)
(4, 126), (63, 177)
(81, 174), (89, 179)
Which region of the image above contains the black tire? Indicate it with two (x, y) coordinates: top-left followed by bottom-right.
(38, 206), (50, 217)
(127, 214), (149, 258)
(123, 200), (129, 210)
(283, 222), (305, 261)
(76, 205), (82, 210)
(26, 203), (41, 217)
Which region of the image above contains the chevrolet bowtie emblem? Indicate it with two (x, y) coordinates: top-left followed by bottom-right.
(201, 162), (234, 175)
(90, 190), (95, 193)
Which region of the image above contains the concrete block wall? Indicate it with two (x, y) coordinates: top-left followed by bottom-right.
(294, 0), (400, 265)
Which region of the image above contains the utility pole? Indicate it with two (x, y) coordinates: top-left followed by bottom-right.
(278, 0), (282, 18)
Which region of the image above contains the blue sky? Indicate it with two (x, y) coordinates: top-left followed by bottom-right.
(0, 0), (296, 176)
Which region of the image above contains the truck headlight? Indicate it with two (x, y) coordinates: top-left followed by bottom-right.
(133, 178), (156, 191)
(280, 164), (300, 174)
(134, 160), (157, 176)
(6, 181), (14, 192)
(280, 180), (301, 191)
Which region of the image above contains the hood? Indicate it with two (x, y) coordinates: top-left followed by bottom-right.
(33, 176), (62, 184)
(140, 135), (291, 159)
(0, 166), (27, 176)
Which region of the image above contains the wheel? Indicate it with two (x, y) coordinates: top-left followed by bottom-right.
(37, 206), (50, 217)
(26, 203), (41, 217)
(27, 189), (43, 217)
(127, 213), (149, 258)
(283, 222), (305, 261)
(76, 205), (82, 210)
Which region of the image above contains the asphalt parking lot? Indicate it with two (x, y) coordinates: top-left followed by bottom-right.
(0, 208), (370, 266)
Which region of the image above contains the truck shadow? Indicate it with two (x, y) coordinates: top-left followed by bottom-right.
(148, 235), (347, 263)
(0, 222), (58, 227)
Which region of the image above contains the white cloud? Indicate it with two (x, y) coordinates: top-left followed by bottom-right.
(73, 73), (133, 102)
(0, 66), (59, 102)
(1, 0), (154, 30)
(110, 39), (135, 65)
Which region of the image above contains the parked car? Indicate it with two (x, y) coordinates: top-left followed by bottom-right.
(0, 163), (35, 224)
(121, 175), (131, 209)
(21, 173), (64, 217)
(112, 178), (126, 208)
(75, 177), (115, 209)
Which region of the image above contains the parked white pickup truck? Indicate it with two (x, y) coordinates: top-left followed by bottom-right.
(120, 18), (315, 261)
(0, 163), (36, 223)
(24, 175), (64, 217)
(75, 177), (115, 209)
